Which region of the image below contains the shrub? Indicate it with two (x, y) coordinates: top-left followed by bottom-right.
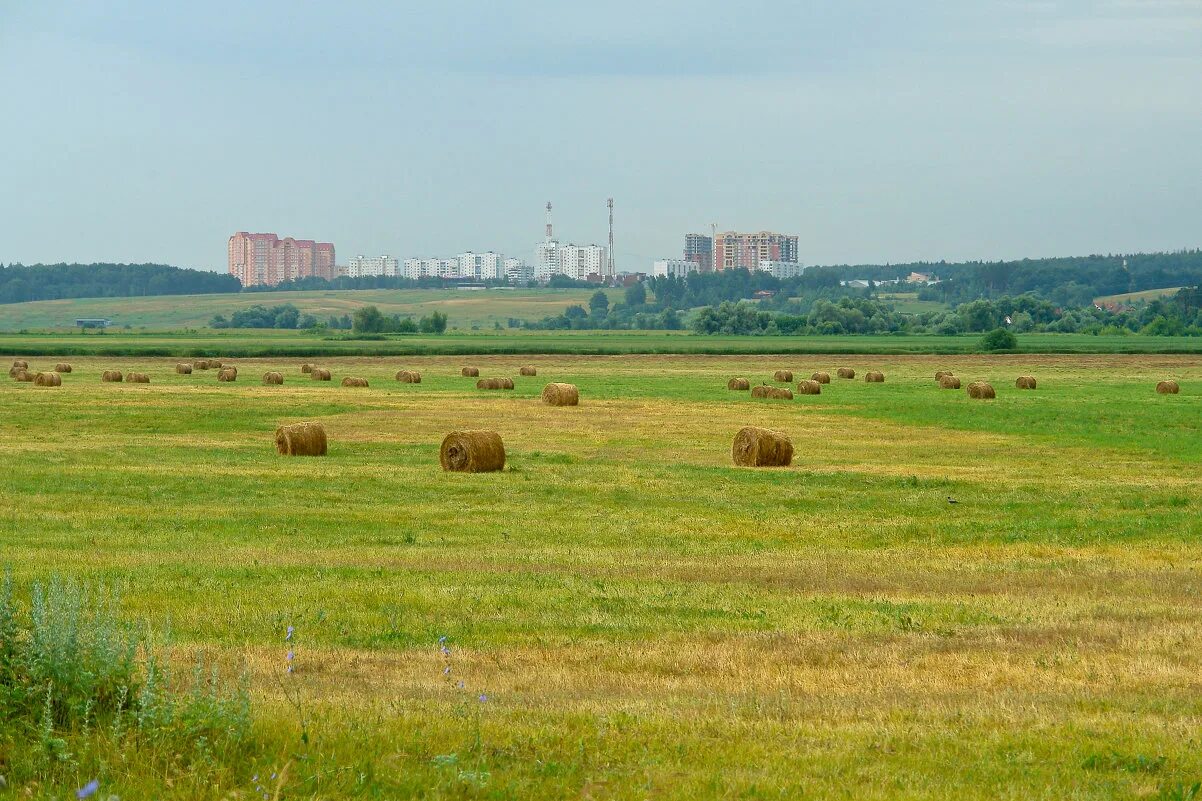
(979, 327), (1018, 351)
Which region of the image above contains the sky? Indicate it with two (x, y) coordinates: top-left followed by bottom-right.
(1, 0), (1200, 272)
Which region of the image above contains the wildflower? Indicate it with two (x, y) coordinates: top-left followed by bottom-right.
(457, 680), (464, 689)
(286, 650), (294, 662)
(479, 694), (487, 703)
(438, 635), (447, 644)
(443, 666), (451, 675)
(286, 626), (294, 641)
(77, 780), (100, 799)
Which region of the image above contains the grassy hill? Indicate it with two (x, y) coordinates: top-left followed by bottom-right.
(1094, 287), (1184, 305)
(0, 287), (623, 331)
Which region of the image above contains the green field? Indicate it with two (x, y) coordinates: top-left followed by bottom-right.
(0, 287), (623, 331)
(4, 350), (1202, 799)
(876, 291), (950, 314)
(1094, 287), (1184, 305)
(5, 329), (1202, 357)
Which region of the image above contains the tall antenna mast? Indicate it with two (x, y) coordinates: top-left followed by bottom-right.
(545, 201), (553, 240)
(607, 198), (615, 277)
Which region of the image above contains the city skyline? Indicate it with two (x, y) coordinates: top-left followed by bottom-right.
(2, 2), (1201, 271)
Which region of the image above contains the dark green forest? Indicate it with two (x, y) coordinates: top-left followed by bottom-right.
(0, 263), (239, 304)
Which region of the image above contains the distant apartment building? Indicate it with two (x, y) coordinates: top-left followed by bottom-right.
(402, 258), (460, 280)
(456, 252), (504, 281)
(228, 232), (335, 287)
(533, 239), (608, 282)
(757, 260), (805, 279)
(684, 234), (713, 272)
(651, 259), (699, 278)
(505, 258), (534, 284)
(714, 231), (798, 271)
(346, 254), (399, 278)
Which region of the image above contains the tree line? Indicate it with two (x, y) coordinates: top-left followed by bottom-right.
(0, 263), (239, 304)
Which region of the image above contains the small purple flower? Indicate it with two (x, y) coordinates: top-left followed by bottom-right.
(286, 625), (294, 641)
(479, 694), (488, 703)
(438, 635), (447, 644)
(443, 666), (451, 675)
(286, 650), (294, 662)
(77, 780), (100, 800)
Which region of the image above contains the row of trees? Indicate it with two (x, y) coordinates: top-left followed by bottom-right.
(0, 263), (239, 304)
(351, 305), (448, 334)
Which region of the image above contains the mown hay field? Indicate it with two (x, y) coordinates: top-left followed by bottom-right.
(3, 353), (1202, 799)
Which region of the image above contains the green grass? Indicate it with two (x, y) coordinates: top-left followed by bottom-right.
(1094, 287), (1184, 305)
(7, 329), (1202, 357)
(4, 352), (1202, 798)
(0, 287), (623, 331)
(877, 291), (950, 314)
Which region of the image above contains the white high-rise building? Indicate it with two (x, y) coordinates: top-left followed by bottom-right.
(402, 258), (460, 279)
(535, 240), (560, 281)
(457, 252), (503, 281)
(557, 244), (607, 281)
(505, 258), (533, 284)
(346, 254), (399, 278)
(651, 259), (699, 278)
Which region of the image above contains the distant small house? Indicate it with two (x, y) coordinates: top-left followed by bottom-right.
(75, 318), (112, 329)
(907, 272), (933, 284)
(753, 290), (776, 299)
(841, 280), (870, 289)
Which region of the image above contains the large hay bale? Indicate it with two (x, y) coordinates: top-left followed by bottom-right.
(101, 370), (123, 383)
(176, 363), (193, 374)
(519, 366), (538, 376)
(935, 370), (954, 381)
(8, 366), (25, 377)
(542, 382), (579, 406)
(939, 374), (961, 389)
(772, 369), (793, 382)
(263, 371), (284, 385)
(301, 363), (314, 374)
(11, 360), (28, 369)
(275, 422), (327, 456)
(1157, 380), (1180, 395)
(395, 370), (422, 383)
(440, 430), (505, 473)
(341, 376), (369, 387)
(837, 367), (856, 379)
(209, 360), (223, 368)
(461, 367), (480, 377)
(193, 359), (211, 370)
(796, 379), (822, 395)
(732, 426), (793, 467)
(727, 377), (751, 390)
(217, 368), (238, 382)
(33, 372), (62, 387)
(311, 368), (332, 381)
(811, 371), (830, 384)
(54, 363), (72, 373)
(751, 385), (793, 400)
(1015, 375), (1037, 390)
(125, 372), (150, 383)
(476, 377), (514, 390)
(865, 370), (885, 383)
(12, 369), (33, 382)
(967, 381), (995, 399)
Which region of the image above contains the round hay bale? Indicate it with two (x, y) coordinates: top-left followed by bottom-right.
(732, 426), (793, 467)
(263, 371), (284, 385)
(461, 367), (480, 377)
(751, 385), (793, 400)
(1157, 380), (1180, 395)
(865, 371), (885, 383)
(440, 430), (505, 473)
(275, 422), (327, 456)
(8, 366), (25, 377)
(967, 381), (995, 399)
(837, 367), (856, 379)
(939, 375), (961, 389)
(176, 363), (193, 374)
(301, 363), (314, 374)
(209, 360), (223, 368)
(1015, 375), (1037, 390)
(54, 363), (72, 373)
(311, 368), (332, 381)
(125, 372), (150, 383)
(476, 377), (514, 390)
(772, 370), (793, 382)
(12, 369), (33, 382)
(33, 372), (62, 387)
(796, 379), (822, 395)
(811, 371), (830, 384)
(395, 370), (422, 383)
(217, 368), (238, 382)
(519, 366), (538, 376)
(193, 359), (211, 370)
(727, 377), (751, 391)
(101, 370), (123, 383)
(542, 382), (579, 406)
(935, 370), (954, 381)
(341, 376), (369, 387)
(11, 360), (28, 369)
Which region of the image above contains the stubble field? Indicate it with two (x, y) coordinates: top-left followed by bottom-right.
(2, 352), (1202, 799)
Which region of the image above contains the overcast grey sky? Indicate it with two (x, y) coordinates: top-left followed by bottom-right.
(1, 1), (1200, 271)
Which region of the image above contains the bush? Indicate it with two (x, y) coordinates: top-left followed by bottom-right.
(979, 327), (1018, 351)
